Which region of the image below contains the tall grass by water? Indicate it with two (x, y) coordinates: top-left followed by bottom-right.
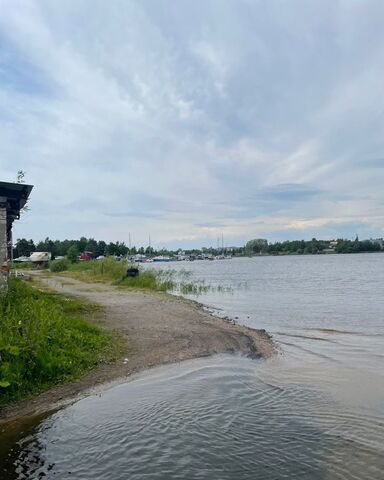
(0, 279), (116, 406)
(49, 258), (220, 295)
(52, 257), (126, 282)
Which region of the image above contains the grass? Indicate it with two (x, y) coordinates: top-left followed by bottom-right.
(57, 258), (210, 293)
(49, 257), (231, 296)
(10, 261), (34, 270)
(56, 257), (127, 282)
(120, 269), (174, 291)
(0, 278), (118, 407)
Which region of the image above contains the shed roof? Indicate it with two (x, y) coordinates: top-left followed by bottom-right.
(0, 181), (33, 233)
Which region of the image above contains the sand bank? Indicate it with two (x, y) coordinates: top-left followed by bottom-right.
(0, 274), (274, 423)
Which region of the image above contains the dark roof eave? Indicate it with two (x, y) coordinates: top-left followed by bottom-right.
(0, 181), (33, 231)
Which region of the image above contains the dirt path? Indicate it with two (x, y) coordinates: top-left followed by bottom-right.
(1, 274), (274, 423)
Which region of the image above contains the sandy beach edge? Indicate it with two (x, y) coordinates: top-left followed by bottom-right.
(0, 274), (276, 425)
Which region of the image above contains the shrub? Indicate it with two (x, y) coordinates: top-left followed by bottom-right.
(67, 245), (79, 263)
(49, 258), (70, 272)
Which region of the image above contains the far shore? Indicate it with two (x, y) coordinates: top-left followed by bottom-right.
(0, 274), (275, 424)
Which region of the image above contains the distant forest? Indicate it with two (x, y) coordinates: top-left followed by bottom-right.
(244, 237), (382, 255)
(12, 236), (383, 259)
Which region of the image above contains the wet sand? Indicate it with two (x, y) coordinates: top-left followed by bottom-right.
(0, 274), (274, 423)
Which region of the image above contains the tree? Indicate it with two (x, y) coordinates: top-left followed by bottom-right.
(106, 242), (117, 256)
(95, 240), (107, 257)
(85, 238), (98, 255)
(78, 237), (88, 252)
(67, 245), (79, 263)
(13, 238), (35, 258)
(245, 239), (268, 254)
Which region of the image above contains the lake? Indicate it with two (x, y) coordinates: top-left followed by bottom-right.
(2, 254), (384, 479)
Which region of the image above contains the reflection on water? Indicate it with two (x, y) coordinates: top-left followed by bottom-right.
(2, 254), (384, 479)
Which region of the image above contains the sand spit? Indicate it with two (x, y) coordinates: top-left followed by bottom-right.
(0, 274), (275, 423)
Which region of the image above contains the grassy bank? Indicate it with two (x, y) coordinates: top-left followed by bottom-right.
(0, 278), (118, 407)
(50, 257), (215, 295)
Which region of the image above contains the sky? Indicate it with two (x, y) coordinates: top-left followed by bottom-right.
(1, 0), (384, 249)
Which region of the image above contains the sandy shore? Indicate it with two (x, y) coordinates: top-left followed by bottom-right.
(0, 274), (275, 423)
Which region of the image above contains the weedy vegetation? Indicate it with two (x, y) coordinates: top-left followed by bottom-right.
(0, 278), (118, 406)
(48, 257), (231, 296)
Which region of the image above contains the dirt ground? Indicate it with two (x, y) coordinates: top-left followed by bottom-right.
(0, 274), (275, 423)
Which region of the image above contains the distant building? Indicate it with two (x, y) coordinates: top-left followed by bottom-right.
(30, 251), (52, 269)
(328, 240), (338, 251)
(0, 181), (33, 292)
(79, 251), (93, 261)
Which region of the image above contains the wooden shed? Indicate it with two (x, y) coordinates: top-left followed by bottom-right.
(0, 181), (33, 292)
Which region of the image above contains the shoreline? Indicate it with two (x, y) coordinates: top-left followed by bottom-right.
(0, 274), (275, 424)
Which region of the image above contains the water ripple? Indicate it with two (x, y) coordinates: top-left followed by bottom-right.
(1, 355), (382, 480)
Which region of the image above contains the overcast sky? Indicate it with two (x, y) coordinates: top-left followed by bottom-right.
(1, 0), (384, 249)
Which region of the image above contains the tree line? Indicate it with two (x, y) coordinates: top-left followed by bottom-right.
(13, 237), (176, 259)
(13, 235), (382, 260)
(244, 237), (382, 255)
(13, 237), (130, 259)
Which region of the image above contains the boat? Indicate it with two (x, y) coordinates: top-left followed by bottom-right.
(152, 256), (173, 262)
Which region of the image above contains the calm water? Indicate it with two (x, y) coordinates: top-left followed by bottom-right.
(2, 254), (384, 479)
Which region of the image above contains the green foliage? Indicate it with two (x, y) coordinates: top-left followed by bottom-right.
(245, 238), (268, 254)
(49, 258), (70, 272)
(10, 262), (34, 270)
(66, 257), (127, 282)
(119, 268), (223, 296)
(335, 238), (381, 254)
(13, 238), (35, 258)
(245, 238), (382, 256)
(120, 269), (174, 291)
(67, 245), (79, 263)
(57, 259), (215, 295)
(0, 279), (114, 406)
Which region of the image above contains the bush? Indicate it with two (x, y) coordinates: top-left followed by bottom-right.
(67, 245), (79, 263)
(49, 258), (70, 272)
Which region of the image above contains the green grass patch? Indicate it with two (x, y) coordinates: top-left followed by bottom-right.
(120, 269), (174, 291)
(120, 268), (222, 295)
(0, 278), (118, 407)
(60, 257), (127, 283)
(50, 257), (230, 296)
(9, 262), (34, 270)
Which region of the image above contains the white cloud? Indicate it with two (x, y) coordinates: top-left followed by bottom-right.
(0, 0), (383, 247)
